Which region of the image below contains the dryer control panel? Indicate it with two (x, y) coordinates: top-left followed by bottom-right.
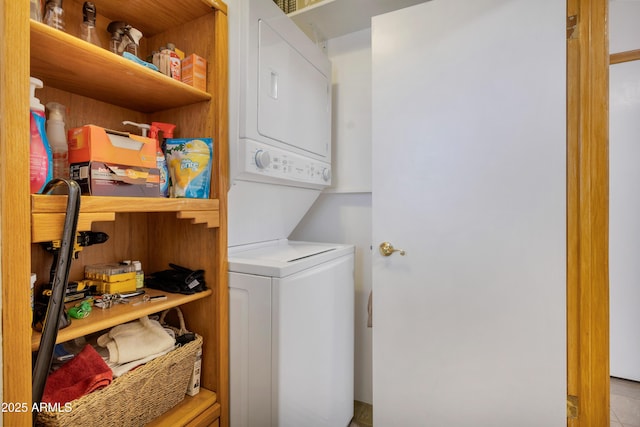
(238, 139), (331, 188)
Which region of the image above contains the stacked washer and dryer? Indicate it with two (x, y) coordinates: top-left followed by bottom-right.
(226, 1), (355, 426)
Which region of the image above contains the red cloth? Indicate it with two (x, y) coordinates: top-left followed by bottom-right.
(42, 344), (113, 404)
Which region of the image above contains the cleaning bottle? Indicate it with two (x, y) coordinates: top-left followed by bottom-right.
(149, 124), (171, 197)
(43, 0), (65, 31)
(29, 77), (53, 194)
(122, 120), (150, 137)
(80, 2), (102, 48)
(152, 122), (177, 153)
(124, 27), (143, 58)
(30, 0), (42, 21)
(107, 21), (126, 55)
(45, 102), (69, 179)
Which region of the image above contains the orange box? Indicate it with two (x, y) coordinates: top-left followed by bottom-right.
(68, 125), (156, 169)
(181, 54), (207, 92)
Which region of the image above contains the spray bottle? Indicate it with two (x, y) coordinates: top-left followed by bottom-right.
(123, 121), (169, 197)
(122, 120), (150, 137)
(31, 0), (42, 21)
(107, 21), (126, 55)
(150, 123), (175, 198)
(43, 0), (65, 31)
(46, 102), (69, 179)
(29, 77), (53, 194)
(125, 27), (143, 58)
(80, 2), (102, 47)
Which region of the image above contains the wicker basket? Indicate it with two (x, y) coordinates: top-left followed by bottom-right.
(37, 334), (203, 427)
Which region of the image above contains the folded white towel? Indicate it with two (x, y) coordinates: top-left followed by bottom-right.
(108, 345), (176, 378)
(97, 316), (175, 364)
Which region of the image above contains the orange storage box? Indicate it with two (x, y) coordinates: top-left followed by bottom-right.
(68, 125), (156, 169)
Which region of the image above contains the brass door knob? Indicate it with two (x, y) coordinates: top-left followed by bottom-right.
(379, 242), (406, 257)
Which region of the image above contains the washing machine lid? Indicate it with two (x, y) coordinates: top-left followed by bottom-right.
(228, 239), (354, 278)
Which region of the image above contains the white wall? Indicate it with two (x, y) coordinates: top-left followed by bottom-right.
(609, 0), (640, 381)
(289, 28), (374, 404)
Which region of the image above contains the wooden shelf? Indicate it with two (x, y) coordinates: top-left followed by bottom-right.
(30, 20), (211, 113)
(32, 195), (219, 213)
(31, 195), (220, 242)
(289, 0), (429, 41)
(147, 389), (219, 426)
(31, 287), (213, 351)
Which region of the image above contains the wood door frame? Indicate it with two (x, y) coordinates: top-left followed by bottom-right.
(566, 0), (610, 425)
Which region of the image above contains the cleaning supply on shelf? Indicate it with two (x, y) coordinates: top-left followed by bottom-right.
(46, 102), (69, 179)
(149, 123), (171, 197)
(43, 0), (65, 31)
(182, 54), (207, 91)
(107, 21), (143, 58)
(157, 46), (171, 77)
(31, 0), (42, 21)
(125, 27), (143, 58)
(80, 2), (102, 48)
(107, 21), (125, 55)
(165, 138), (213, 199)
(151, 122), (177, 153)
(122, 120), (150, 137)
(29, 77), (53, 194)
(165, 43), (182, 81)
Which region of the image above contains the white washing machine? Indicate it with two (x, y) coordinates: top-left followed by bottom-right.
(229, 240), (354, 427)
(226, 0), (354, 425)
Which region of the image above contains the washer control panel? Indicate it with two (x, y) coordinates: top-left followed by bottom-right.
(240, 139), (331, 187)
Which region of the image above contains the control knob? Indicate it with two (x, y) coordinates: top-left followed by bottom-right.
(321, 167), (331, 182)
(255, 150), (271, 169)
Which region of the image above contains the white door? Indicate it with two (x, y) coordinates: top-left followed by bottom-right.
(610, 60), (640, 382)
(371, 1), (566, 426)
(609, 1), (640, 382)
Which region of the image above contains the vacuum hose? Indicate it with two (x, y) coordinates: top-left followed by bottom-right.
(32, 179), (81, 424)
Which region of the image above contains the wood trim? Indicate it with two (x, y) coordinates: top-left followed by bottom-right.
(1, 1), (34, 425)
(212, 7), (230, 427)
(566, 0), (610, 426)
(610, 49), (640, 65)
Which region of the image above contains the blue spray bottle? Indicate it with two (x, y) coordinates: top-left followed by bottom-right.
(29, 77), (53, 194)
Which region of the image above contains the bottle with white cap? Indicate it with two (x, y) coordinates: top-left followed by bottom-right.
(29, 77), (53, 193)
(45, 102), (69, 179)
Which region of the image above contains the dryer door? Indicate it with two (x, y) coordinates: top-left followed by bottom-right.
(257, 19), (331, 160)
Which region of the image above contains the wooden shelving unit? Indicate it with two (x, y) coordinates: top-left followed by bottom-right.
(1, 0), (229, 425)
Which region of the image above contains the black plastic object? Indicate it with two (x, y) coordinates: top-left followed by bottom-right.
(146, 263), (206, 295)
(32, 179), (81, 424)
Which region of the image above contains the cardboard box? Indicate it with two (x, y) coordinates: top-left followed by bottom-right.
(181, 54), (207, 92)
(68, 125), (156, 169)
(71, 161), (161, 197)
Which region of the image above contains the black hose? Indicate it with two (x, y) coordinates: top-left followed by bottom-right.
(32, 179), (81, 424)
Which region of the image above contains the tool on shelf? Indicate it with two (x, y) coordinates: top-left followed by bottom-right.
(32, 178), (81, 425)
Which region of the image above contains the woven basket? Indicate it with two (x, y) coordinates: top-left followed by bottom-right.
(37, 334), (203, 427)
